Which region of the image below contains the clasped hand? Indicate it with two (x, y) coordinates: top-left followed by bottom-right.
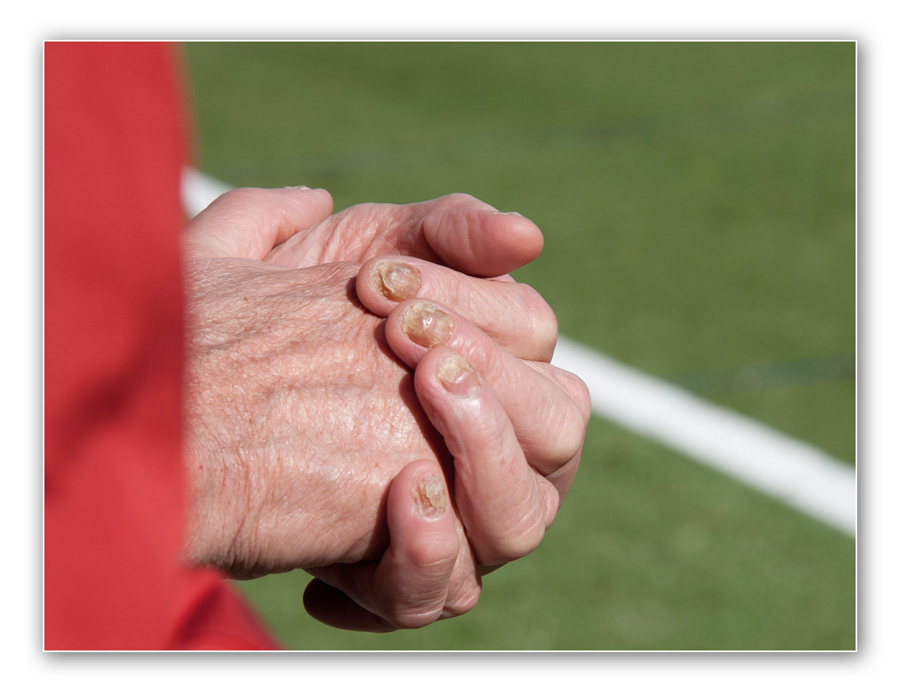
(181, 187), (590, 632)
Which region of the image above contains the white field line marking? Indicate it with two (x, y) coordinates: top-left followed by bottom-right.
(553, 336), (856, 536)
(182, 168), (857, 536)
(183, 167), (233, 218)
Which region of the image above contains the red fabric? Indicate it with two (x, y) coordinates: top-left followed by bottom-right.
(44, 41), (278, 650)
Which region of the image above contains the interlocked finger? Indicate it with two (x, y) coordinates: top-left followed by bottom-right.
(384, 298), (589, 480)
(356, 255), (558, 362)
(414, 346), (560, 566)
(264, 193), (544, 277)
(303, 460), (462, 631)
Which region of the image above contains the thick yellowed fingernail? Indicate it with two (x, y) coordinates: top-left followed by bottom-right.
(437, 351), (481, 398)
(402, 301), (455, 348)
(412, 473), (448, 517)
(374, 260), (421, 302)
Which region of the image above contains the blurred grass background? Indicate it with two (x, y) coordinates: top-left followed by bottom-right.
(182, 41), (856, 650)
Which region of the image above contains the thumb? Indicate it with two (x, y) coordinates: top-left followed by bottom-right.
(181, 186), (334, 260)
(264, 192), (543, 277)
(303, 460), (459, 631)
(420, 193), (545, 277)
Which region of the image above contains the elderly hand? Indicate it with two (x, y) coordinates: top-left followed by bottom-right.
(181, 187), (589, 630)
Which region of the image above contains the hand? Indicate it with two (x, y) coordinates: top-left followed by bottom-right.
(261, 190), (588, 509)
(182, 187), (589, 630)
(354, 255), (588, 508)
(302, 253), (590, 631)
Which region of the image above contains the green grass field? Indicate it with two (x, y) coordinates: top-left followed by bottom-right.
(183, 41), (856, 650)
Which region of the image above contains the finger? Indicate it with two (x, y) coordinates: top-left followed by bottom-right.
(182, 186), (334, 260)
(303, 460), (460, 631)
(384, 299), (590, 478)
(418, 194), (544, 277)
(356, 255), (558, 362)
(264, 193), (543, 277)
(415, 347), (560, 566)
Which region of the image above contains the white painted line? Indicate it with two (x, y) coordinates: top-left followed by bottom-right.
(552, 336), (856, 536)
(182, 167), (232, 218)
(182, 168), (856, 536)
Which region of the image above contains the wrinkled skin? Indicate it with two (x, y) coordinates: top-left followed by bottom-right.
(182, 187), (590, 630)
(185, 257), (447, 571)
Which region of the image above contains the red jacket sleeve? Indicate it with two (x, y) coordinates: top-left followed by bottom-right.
(44, 41), (278, 650)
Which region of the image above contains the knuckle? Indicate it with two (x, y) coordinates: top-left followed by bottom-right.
(541, 482), (562, 527)
(530, 386), (587, 469)
(480, 514), (546, 566)
(551, 367), (592, 425)
(214, 186), (264, 208)
(565, 372), (593, 424)
(553, 404), (588, 464)
(214, 187), (292, 230)
(213, 187), (274, 223)
(471, 334), (509, 380)
(404, 539), (458, 576)
(494, 530), (544, 565)
(440, 548), (482, 619)
(379, 539), (459, 629)
(442, 586), (480, 618)
(439, 192), (478, 208)
(517, 284), (558, 358)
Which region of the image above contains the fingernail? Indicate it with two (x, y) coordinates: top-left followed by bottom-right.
(374, 260), (421, 302)
(402, 301), (455, 348)
(437, 351), (481, 398)
(283, 185), (311, 190)
(412, 473), (448, 517)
